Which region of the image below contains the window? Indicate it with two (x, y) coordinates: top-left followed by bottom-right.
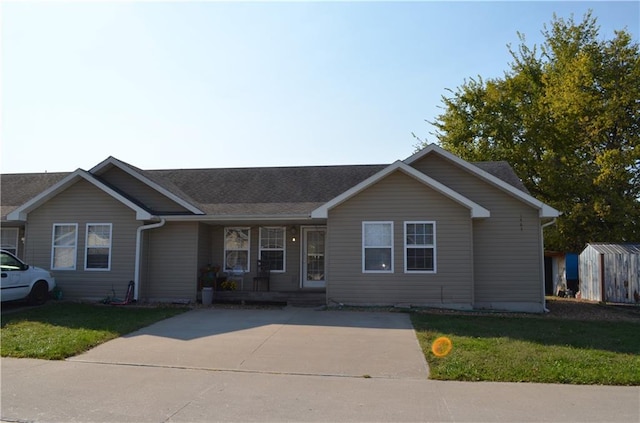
(363, 222), (393, 272)
(259, 227), (285, 272)
(52, 224), (78, 270)
(85, 224), (112, 270)
(224, 227), (250, 272)
(405, 222), (436, 273)
(1, 228), (19, 255)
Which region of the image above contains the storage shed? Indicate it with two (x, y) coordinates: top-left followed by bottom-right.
(579, 243), (640, 304)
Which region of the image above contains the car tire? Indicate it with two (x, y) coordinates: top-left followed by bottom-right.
(28, 281), (49, 305)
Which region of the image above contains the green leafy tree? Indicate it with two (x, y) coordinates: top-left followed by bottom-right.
(419, 12), (640, 251)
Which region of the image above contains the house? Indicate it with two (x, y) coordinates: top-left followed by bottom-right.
(578, 243), (640, 304)
(1, 144), (560, 312)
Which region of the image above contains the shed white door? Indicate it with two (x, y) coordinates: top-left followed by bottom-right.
(302, 227), (326, 288)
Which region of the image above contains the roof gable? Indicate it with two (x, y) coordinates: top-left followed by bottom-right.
(405, 144), (560, 218)
(311, 161), (490, 219)
(7, 169), (154, 221)
(91, 157), (204, 215)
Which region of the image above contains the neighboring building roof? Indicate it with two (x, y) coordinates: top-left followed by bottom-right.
(1, 172), (69, 221)
(1, 147), (544, 221)
(472, 161), (530, 194)
(582, 243), (640, 255)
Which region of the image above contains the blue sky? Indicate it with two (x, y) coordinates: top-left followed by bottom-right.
(2, 1), (638, 174)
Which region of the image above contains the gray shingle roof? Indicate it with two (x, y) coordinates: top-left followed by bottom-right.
(1, 160), (528, 220)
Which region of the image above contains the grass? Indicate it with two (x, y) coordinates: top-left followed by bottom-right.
(411, 312), (640, 385)
(1, 302), (188, 360)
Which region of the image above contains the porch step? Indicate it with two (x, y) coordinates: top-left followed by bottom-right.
(287, 292), (326, 307)
(213, 290), (326, 307)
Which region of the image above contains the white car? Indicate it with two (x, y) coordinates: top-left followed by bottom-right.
(1, 250), (56, 305)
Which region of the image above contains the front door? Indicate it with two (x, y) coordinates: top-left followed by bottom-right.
(302, 227), (326, 288)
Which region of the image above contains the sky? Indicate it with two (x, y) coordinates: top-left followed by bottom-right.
(1, 1), (638, 174)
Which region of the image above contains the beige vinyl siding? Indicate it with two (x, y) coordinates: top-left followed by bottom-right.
(24, 179), (139, 300)
(197, 223), (213, 276)
(143, 221), (199, 302)
(411, 154), (544, 307)
(100, 166), (189, 213)
(327, 171), (474, 307)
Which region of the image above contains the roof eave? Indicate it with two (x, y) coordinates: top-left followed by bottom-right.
(161, 214), (316, 222)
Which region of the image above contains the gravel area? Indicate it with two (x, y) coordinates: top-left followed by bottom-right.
(544, 297), (640, 323)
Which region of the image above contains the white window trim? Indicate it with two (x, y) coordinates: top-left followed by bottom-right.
(51, 223), (78, 270)
(404, 221), (437, 274)
(259, 226), (286, 273)
(224, 227), (251, 272)
(85, 223), (112, 271)
(362, 221), (394, 273)
(1, 227), (19, 255)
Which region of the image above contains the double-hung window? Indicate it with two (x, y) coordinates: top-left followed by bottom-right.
(52, 224), (78, 270)
(405, 222), (436, 273)
(224, 227), (250, 272)
(259, 227), (285, 272)
(85, 224), (112, 270)
(362, 221), (393, 272)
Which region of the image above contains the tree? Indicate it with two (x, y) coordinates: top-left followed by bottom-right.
(419, 12), (640, 252)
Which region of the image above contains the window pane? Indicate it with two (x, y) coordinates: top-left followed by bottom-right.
(260, 250), (283, 271)
(54, 226), (76, 246)
(88, 225), (110, 247)
(406, 223), (433, 246)
(407, 248), (434, 271)
(260, 228), (284, 249)
(53, 247), (75, 268)
(225, 250), (248, 270)
(225, 228), (249, 249)
(87, 248), (109, 269)
(52, 224), (77, 269)
(365, 223), (391, 246)
(364, 248), (392, 271)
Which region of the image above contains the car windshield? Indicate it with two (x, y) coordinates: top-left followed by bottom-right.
(1, 252), (24, 270)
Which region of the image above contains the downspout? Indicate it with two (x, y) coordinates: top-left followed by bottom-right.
(540, 218), (557, 312)
(134, 219), (166, 301)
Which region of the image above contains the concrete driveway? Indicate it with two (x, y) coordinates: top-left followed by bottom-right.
(67, 306), (429, 379)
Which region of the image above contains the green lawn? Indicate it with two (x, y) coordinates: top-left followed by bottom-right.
(1, 302), (188, 360)
(411, 312), (640, 385)
(3, 301), (639, 386)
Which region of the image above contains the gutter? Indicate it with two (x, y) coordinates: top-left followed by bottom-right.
(134, 218), (166, 300)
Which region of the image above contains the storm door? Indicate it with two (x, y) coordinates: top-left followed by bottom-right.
(302, 227), (326, 288)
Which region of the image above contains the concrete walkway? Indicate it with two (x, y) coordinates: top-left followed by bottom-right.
(2, 307), (639, 422)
